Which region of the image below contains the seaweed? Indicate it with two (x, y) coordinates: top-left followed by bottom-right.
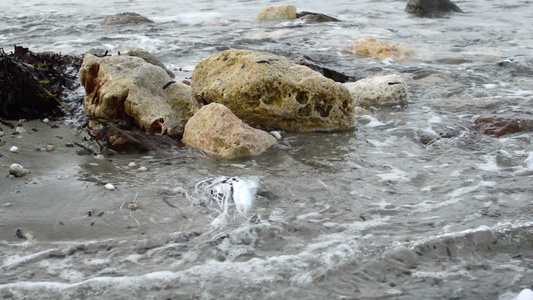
(0, 45), (82, 120)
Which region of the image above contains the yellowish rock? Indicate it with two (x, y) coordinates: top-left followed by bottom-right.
(255, 5), (297, 20)
(191, 49), (355, 132)
(183, 103), (277, 159)
(350, 38), (413, 61)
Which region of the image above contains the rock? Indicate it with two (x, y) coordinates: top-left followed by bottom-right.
(100, 12), (154, 26)
(255, 5), (297, 20)
(344, 74), (408, 107)
(79, 54), (199, 135)
(126, 49), (175, 79)
(45, 145), (54, 152)
(290, 54), (356, 83)
(297, 11), (341, 22)
(104, 183), (115, 190)
(128, 162), (137, 167)
(406, 0), (462, 17)
(475, 116), (533, 137)
(350, 38), (413, 61)
(191, 49), (355, 132)
(9, 163), (29, 177)
(183, 103), (277, 159)
(104, 126), (182, 153)
(10, 146), (19, 153)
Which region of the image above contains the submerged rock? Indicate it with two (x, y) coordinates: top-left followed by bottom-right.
(350, 38), (413, 61)
(191, 49), (355, 132)
(183, 103), (277, 159)
(406, 0), (462, 17)
(290, 54), (356, 83)
(296, 11), (341, 22)
(344, 74), (408, 108)
(255, 5), (297, 20)
(100, 12), (154, 26)
(126, 49), (175, 79)
(79, 54), (199, 135)
(475, 116), (533, 137)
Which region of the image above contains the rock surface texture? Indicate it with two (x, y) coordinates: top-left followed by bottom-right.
(255, 5), (298, 20)
(191, 49), (355, 132)
(351, 38), (413, 61)
(406, 0), (462, 16)
(344, 74), (408, 107)
(183, 103), (277, 159)
(126, 49), (175, 79)
(100, 12), (154, 25)
(80, 54), (198, 135)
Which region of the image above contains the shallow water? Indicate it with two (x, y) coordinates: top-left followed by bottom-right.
(1, 0), (532, 299)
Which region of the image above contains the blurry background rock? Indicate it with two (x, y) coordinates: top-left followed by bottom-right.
(406, 0), (462, 17)
(475, 116), (533, 137)
(183, 103), (276, 159)
(100, 12), (154, 26)
(350, 38), (413, 61)
(0, 46), (81, 120)
(255, 5), (297, 20)
(191, 49), (355, 132)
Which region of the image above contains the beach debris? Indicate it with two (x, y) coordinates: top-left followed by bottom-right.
(187, 176), (259, 227)
(42, 118), (49, 123)
(183, 103), (277, 159)
(104, 183), (115, 190)
(15, 126), (26, 134)
(10, 146), (19, 153)
(120, 192), (140, 226)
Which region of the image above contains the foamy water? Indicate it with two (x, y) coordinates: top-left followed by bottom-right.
(1, 0), (532, 299)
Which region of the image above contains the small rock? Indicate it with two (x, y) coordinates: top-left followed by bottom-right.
(10, 146), (19, 153)
(104, 183), (115, 190)
(42, 118), (49, 123)
(269, 131), (282, 140)
(45, 145), (54, 152)
(0, 131), (4, 137)
(9, 163), (30, 177)
(100, 12), (154, 26)
(255, 5), (297, 20)
(351, 38), (413, 61)
(344, 74), (408, 108)
(23, 233), (34, 241)
(15, 126), (26, 134)
(138, 166), (148, 171)
(128, 162), (138, 167)
(406, 0), (462, 17)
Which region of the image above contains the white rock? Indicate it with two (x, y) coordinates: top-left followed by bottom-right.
(269, 131), (282, 140)
(42, 118), (50, 123)
(128, 162), (138, 167)
(9, 163), (29, 177)
(344, 74), (408, 108)
(516, 289), (533, 300)
(23, 233), (34, 241)
(138, 166), (148, 171)
(10, 146), (19, 153)
(0, 131), (4, 137)
(15, 127), (26, 134)
(104, 183), (115, 190)
(45, 145), (54, 152)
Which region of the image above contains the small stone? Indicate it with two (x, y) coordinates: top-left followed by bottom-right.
(42, 118), (50, 123)
(45, 145), (54, 152)
(65, 143), (74, 147)
(76, 149), (93, 156)
(138, 166), (148, 171)
(94, 154), (105, 160)
(9, 163), (30, 177)
(15, 127), (26, 134)
(269, 131), (282, 140)
(0, 131), (4, 137)
(104, 183), (115, 190)
(23, 233), (34, 241)
(128, 162), (138, 167)
(10, 146), (19, 153)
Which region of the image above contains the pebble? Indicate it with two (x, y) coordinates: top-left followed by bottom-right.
(138, 166), (148, 171)
(42, 118), (50, 123)
(9, 163), (30, 177)
(104, 183), (115, 190)
(45, 145), (54, 152)
(0, 131), (4, 137)
(128, 162), (138, 167)
(76, 149), (92, 156)
(10, 146), (19, 153)
(94, 154), (105, 160)
(15, 126), (26, 134)
(23, 233), (34, 241)
(269, 131), (282, 140)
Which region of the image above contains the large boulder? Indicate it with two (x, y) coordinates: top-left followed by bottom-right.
(255, 5), (297, 20)
(344, 75), (408, 108)
(350, 38), (413, 61)
(191, 49), (355, 132)
(183, 103), (277, 159)
(406, 0), (462, 16)
(79, 54), (198, 135)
